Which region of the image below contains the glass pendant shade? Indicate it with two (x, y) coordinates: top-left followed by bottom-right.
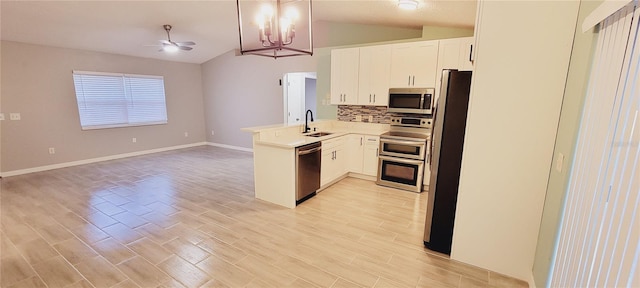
(236, 0), (313, 58)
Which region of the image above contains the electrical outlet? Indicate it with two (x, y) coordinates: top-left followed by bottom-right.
(368, 115), (373, 122)
(0, 113), (4, 121)
(9, 113), (20, 120)
(184, 132), (189, 137)
(355, 115), (362, 122)
(211, 130), (215, 136)
(132, 138), (137, 143)
(556, 153), (564, 172)
(48, 148), (55, 154)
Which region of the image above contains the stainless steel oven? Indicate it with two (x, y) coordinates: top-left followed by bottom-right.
(378, 155), (425, 192)
(377, 116), (432, 192)
(380, 137), (428, 160)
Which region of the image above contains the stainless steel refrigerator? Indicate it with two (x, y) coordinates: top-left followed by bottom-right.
(423, 69), (472, 254)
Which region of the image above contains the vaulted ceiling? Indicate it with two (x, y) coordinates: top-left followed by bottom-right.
(0, 0), (477, 64)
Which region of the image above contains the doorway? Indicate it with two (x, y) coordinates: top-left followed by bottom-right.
(283, 72), (317, 125)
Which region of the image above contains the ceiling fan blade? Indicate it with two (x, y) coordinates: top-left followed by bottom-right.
(160, 40), (172, 45)
(175, 41), (195, 46)
(178, 46), (193, 51)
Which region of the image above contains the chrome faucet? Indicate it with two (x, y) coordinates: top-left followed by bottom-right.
(304, 109), (314, 133)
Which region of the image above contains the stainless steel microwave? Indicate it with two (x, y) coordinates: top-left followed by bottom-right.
(387, 88), (435, 114)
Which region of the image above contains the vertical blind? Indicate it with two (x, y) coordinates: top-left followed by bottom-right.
(73, 71), (168, 130)
(550, 1), (640, 287)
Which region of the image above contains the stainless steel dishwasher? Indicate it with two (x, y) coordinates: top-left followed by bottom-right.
(296, 142), (321, 205)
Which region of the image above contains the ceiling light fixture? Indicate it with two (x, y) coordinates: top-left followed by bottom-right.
(398, 0), (419, 10)
(162, 44), (179, 53)
(236, 0), (313, 58)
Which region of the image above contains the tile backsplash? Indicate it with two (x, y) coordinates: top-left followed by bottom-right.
(337, 105), (392, 124)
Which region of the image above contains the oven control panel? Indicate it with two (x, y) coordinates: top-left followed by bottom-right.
(390, 116), (432, 129)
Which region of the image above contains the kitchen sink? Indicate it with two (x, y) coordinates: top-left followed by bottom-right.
(305, 132), (332, 137)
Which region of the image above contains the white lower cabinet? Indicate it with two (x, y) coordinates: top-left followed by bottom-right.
(346, 135), (365, 173)
(362, 136), (380, 176)
(321, 137), (346, 186)
(346, 134), (380, 177)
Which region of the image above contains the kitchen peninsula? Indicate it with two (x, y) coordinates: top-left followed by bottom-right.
(242, 120), (388, 208)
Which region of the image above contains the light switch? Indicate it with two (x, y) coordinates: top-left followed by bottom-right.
(9, 113), (21, 120)
(556, 153), (564, 172)
(0, 113), (4, 121)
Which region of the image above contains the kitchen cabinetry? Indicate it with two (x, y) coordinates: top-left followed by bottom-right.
(389, 40), (439, 88)
(437, 37), (474, 72)
(331, 48), (359, 105)
(458, 37), (474, 71)
(358, 45), (391, 106)
(346, 134), (380, 177)
(346, 135), (365, 173)
(435, 37), (474, 102)
(321, 137), (346, 186)
(362, 136), (380, 176)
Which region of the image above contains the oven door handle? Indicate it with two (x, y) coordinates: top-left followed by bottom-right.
(380, 139), (425, 146)
(378, 155), (424, 165)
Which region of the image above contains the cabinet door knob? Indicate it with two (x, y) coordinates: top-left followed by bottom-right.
(412, 76), (415, 86)
(408, 76), (411, 86)
(373, 94), (376, 102)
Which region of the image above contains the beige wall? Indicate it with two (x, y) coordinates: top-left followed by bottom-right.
(421, 25), (474, 40)
(201, 50), (318, 149)
(0, 41), (206, 173)
(532, 0), (601, 286)
(314, 21), (422, 48)
(450, 0), (579, 281)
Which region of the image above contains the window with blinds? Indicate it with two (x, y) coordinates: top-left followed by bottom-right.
(72, 71), (168, 130)
(550, 2), (639, 287)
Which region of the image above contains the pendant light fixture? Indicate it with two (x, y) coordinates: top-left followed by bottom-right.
(236, 0), (313, 58)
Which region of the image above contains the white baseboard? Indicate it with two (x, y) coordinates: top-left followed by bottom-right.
(207, 142), (253, 153)
(0, 142), (208, 177)
(348, 172), (376, 182)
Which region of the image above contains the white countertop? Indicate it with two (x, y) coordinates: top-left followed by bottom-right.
(254, 131), (348, 148)
(244, 120), (389, 149)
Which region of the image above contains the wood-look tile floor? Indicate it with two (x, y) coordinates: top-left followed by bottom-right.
(0, 146), (528, 288)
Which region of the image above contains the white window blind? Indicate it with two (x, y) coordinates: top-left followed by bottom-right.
(550, 1), (640, 287)
(73, 71), (168, 130)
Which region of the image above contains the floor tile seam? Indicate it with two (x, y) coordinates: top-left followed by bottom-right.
(415, 274), (462, 288)
(33, 254), (92, 288)
(193, 253), (259, 286)
(275, 254), (343, 285)
(125, 237), (175, 265)
(75, 255), (132, 288)
(156, 255), (215, 287)
(116, 255), (173, 287)
(0, 242), (42, 287)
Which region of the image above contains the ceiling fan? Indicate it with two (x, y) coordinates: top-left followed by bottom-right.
(158, 24), (195, 52)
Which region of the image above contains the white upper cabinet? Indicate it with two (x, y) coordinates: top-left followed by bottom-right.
(458, 37), (475, 71)
(358, 45), (391, 106)
(331, 48), (359, 105)
(390, 40), (439, 88)
(435, 37), (475, 101)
